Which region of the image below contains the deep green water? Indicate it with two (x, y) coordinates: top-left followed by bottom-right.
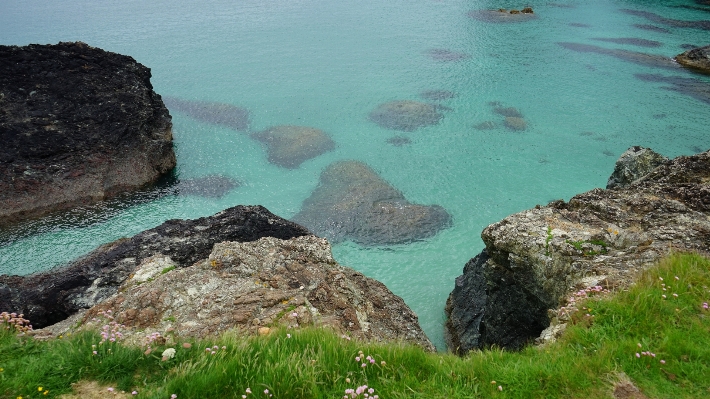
(1, 0), (708, 349)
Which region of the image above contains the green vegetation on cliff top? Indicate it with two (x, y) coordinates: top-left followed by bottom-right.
(1, 253), (709, 398)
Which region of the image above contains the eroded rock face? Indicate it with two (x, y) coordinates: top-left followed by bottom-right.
(675, 45), (710, 75)
(0, 205), (311, 328)
(446, 149), (710, 354)
(292, 160), (451, 246)
(251, 125), (336, 169)
(79, 236), (435, 351)
(369, 101), (443, 132)
(0, 42), (176, 226)
(607, 146), (668, 189)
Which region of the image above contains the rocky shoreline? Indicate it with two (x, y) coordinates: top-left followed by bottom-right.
(0, 42), (175, 227)
(445, 147), (710, 354)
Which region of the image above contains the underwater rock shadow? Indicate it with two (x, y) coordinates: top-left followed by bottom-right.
(425, 48), (470, 62)
(386, 136), (412, 146)
(419, 90), (456, 101)
(592, 37), (662, 48)
(162, 96), (250, 131)
(633, 24), (671, 33)
(175, 175), (240, 198)
(634, 73), (710, 105)
(250, 125), (336, 169)
(292, 160), (451, 246)
(557, 42), (679, 70)
(619, 8), (710, 30)
(369, 100), (444, 132)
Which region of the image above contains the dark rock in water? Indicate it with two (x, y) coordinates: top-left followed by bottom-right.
(691, 145), (705, 153)
(494, 106), (523, 118)
(446, 149), (710, 353)
(557, 42), (679, 70)
(292, 160), (451, 246)
(680, 43), (700, 50)
(569, 22), (591, 28)
(473, 121), (497, 130)
(425, 48), (470, 62)
(250, 125), (335, 169)
(675, 45), (710, 75)
(504, 116), (527, 131)
(0, 205), (312, 329)
(177, 175), (239, 198)
(602, 150), (615, 157)
(635, 73), (710, 104)
(593, 136), (608, 142)
(419, 90), (456, 101)
(0, 42), (176, 227)
(633, 24), (671, 33)
(619, 8), (710, 30)
(592, 37), (662, 48)
(369, 100), (443, 132)
(468, 9), (537, 23)
(162, 96), (250, 131)
(607, 146), (669, 189)
(386, 136), (412, 146)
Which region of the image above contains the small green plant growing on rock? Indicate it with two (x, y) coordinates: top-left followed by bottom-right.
(566, 239), (609, 256)
(545, 226), (553, 256)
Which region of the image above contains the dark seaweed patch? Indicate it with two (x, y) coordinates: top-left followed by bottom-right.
(633, 24), (671, 33)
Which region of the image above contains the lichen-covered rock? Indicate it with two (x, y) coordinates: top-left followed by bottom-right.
(0, 205), (311, 328)
(446, 149), (710, 354)
(675, 45), (710, 75)
(607, 146), (668, 189)
(77, 236), (435, 351)
(0, 42), (176, 226)
(251, 125), (335, 169)
(369, 101), (443, 132)
(292, 160), (451, 246)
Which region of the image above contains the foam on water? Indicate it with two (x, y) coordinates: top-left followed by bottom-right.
(1, 0), (708, 349)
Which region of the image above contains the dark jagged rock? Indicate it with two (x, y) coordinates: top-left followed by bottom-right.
(369, 100), (443, 132)
(0, 205), (312, 329)
(250, 125), (335, 169)
(292, 160), (451, 246)
(635, 73), (710, 105)
(620, 8), (710, 30)
(467, 9), (537, 23)
(675, 45), (710, 75)
(557, 42), (679, 70)
(176, 175), (239, 198)
(446, 149), (710, 354)
(0, 42), (176, 227)
(633, 24), (671, 33)
(607, 146), (668, 189)
(425, 49), (470, 62)
(592, 37), (662, 48)
(162, 96), (250, 131)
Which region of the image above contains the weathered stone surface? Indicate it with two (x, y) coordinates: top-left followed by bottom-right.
(72, 236), (434, 351)
(251, 125), (335, 169)
(162, 96), (250, 131)
(446, 149), (710, 354)
(369, 101), (443, 132)
(607, 146), (668, 189)
(675, 45), (710, 75)
(0, 205), (311, 328)
(292, 160), (451, 246)
(0, 42), (176, 226)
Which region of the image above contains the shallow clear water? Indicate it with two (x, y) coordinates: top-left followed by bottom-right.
(1, 0), (709, 349)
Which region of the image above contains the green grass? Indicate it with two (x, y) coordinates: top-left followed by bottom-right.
(1, 253), (709, 398)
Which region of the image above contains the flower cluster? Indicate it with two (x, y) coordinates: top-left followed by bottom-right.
(240, 387), (272, 398)
(90, 310), (125, 344)
(162, 348), (176, 361)
(204, 345), (227, 355)
(703, 302), (709, 310)
(635, 343), (665, 364)
(344, 385), (378, 399)
(557, 285), (609, 319)
(0, 312), (32, 333)
(144, 331), (164, 347)
(354, 350), (382, 368)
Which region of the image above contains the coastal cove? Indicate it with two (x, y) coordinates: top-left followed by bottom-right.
(1, 0), (709, 350)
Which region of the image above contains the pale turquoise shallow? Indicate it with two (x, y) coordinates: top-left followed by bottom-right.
(1, 0), (708, 349)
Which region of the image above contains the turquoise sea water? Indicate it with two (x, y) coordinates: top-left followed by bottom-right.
(1, 0), (708, 349)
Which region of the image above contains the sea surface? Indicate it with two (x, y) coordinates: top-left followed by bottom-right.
(1, 0), (708, 349)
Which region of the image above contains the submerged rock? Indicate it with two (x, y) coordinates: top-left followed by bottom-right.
(251, 125), (336, 169)
(675, 44), (710, 75)
(446, 149), (710, 354)
(633, 24), (671, 33)
(592, 37), (662, 48)
(504, 116), (527, 131)
(386, 136), (412, 146)
(425, 48), (470, 62)
(177, 175), (239, 198)
(620, 8), (710, 30)
(557, 42), (679, 70)
(0, 42), (176, 227)
(162, 96), (250, 131)
(606, 146), (668, 189)
(419, 90), (456, 101)
(494, 106), (523, 118)
(467, 9), (537, 23)
(73, 235), (435, 351)
(635, 73), (710, 105)
(473, 121), (497, 130)
(0, 205), (311, 328)
(369, 100), (443, 132)
(292, 160), (451, 246)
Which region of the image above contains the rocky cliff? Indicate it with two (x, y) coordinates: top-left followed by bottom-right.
(445, 147), (710, 354)
(0, 42), (176, 226)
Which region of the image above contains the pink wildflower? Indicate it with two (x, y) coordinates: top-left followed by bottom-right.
(132, 391), (137, 395)
(635, 353), (641, 358)
(498, 385), (503, 391)
(660, 360), (666, 364)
